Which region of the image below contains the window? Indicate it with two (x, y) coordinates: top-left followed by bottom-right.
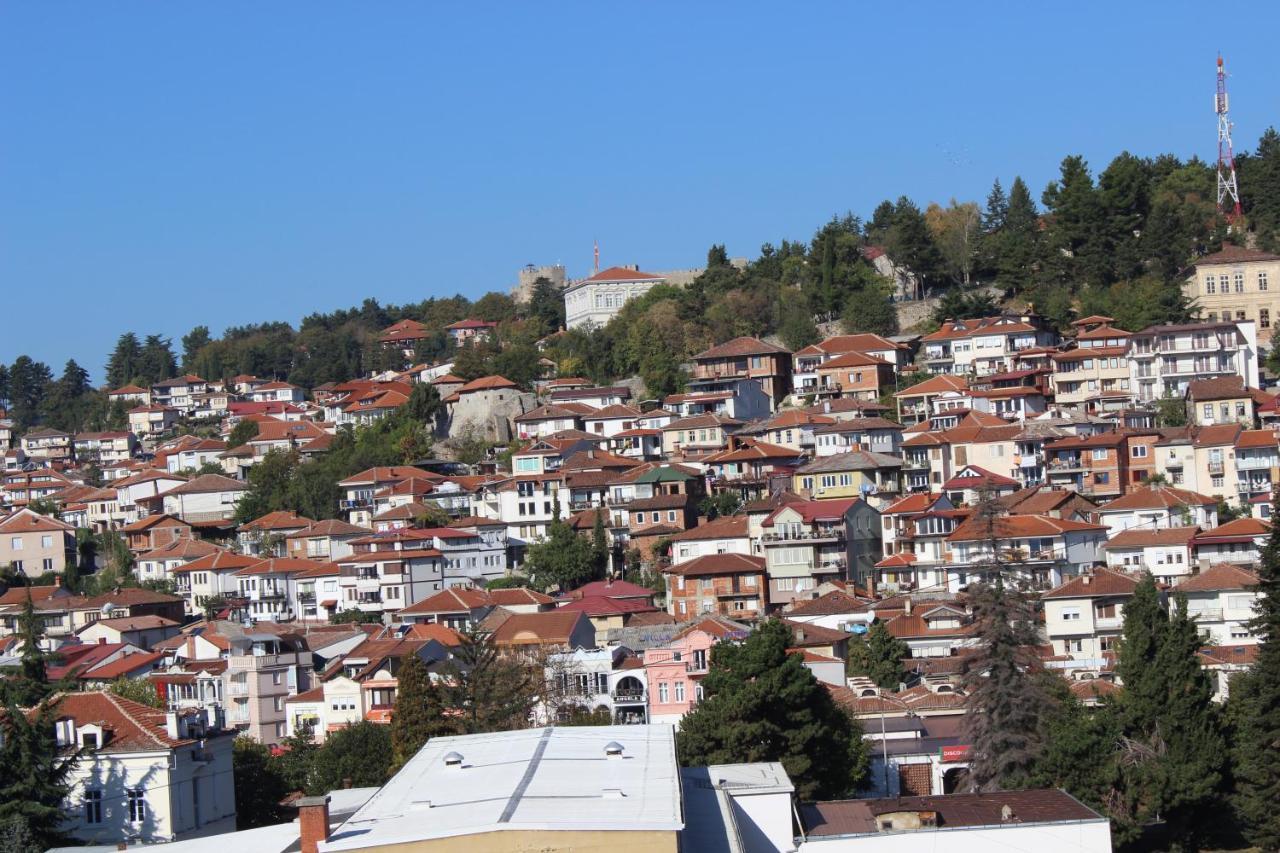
(272, 671), (284, 685)
(1261, 270), (1270, 291)
(127, 788), (147, 823)
(1203, 404), (1214, 420)
(1212, 475), (1225, 488)
(83, 790), (102, 825)
(10, 537), (21, 551)
(1095, 472), (1110, 485)
(42, 558), (53, 572)
(658, 682), (669, 703)
(1062, 608), (1081, 621)
(1263, 308), (1271, 329)
(274, 696), (285, 712)
(1235, 271), (1246, 292)
(1205, 277), (1216, 294)
(40, 535), (52, 548)
(1131, 445), (1148, 458)
(674, 682), (686, 702)
(1238, 310), (1248, 321)
(1091, 448), (1108, 461)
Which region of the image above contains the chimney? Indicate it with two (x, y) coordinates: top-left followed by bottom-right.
(54, 575), (61, 588)
(298, 795), (331, 853)
(904, 596), (912, 615)
(165, 711), (181, 740)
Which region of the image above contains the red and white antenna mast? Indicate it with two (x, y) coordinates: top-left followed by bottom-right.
(1216, 54), (1242, 220)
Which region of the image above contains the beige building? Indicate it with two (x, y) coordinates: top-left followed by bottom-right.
(1184, 245), (1280, 342)
(0, 507), (77, 578)
(226, 631), (313, 745)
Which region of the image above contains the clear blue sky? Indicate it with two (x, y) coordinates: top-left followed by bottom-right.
(3, 3), (1279, 381)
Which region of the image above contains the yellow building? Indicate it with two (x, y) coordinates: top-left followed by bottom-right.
(1184, 245), (1280, 342)
(793, 450), (902, 500)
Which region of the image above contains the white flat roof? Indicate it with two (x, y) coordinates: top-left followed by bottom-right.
(320, 725), (683, 850)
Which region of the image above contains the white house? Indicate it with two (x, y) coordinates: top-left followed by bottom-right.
(1041, 568), (1140, 668)
(563, 266), (668, 330)
(1177, 562), (1262, 646)
(1096, 485), (1218, 537)
(54, 693), (236, 845)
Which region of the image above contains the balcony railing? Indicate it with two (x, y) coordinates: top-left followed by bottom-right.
(762, 529), (844, 543)
(1190, 608), (1224, 622)
(1208, 461), (1225, 474)
(1047, 458), (1087, 472)
(612, 689), (646, 703)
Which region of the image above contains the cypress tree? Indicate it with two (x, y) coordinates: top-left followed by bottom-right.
(390, 654), (454, 772)
(1230, 494), (1280, 847)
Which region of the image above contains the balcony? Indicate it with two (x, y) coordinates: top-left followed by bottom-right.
(902, 458), (930, 471)
(1236, 457), (1276, 471)
(1094, 616), (1124, 630)
(612, 689), (646, 703)
(1208, 461), (1225, 475)
(1048, 458), (1087, 472)
(297, 591), (316, 604)
(340, 497), (372, 510)
(762, 528), (845, 544)
(1016, 452), (1042, 468)
(1190, 608), (1224, 622)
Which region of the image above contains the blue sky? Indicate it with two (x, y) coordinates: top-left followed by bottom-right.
(3, 2), (1279, 381)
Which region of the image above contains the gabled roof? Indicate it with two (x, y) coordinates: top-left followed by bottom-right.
(667, 515), (748, 541)
(694, 336), (790, 360)
(0, 508), (75, 534)
(785, 589), (874, 617)
(566, 579), (655, 600)
(160, 474), (247, 496)
(170, 551), (259, 574)
(941, 466), (1019, 490)
(816, 351), (893, 369)
(1103, 526), (1199, 548)
(51, 692), (195, 751)
(1099, 485), (1217, 512)
(235, 557), (332, 577)
(763, 498), (864, 526)
(1191, 516), (1271, 542)
(137, 538), (224, 563)
(947, 513), (1105, 542)
(1178, 562), (1259, 592)
(490, 610), (588, 646)
(1188, 376), (1250, 402)
(286, 518), (371, 538)
(894, 374), (969, 398)
(1043, 568), (1141, 599)
(240, 510), (315, 532)
(555, 595), (657, 616)
(1191, 244), (1280, 266)
(664, 553), (765, 577)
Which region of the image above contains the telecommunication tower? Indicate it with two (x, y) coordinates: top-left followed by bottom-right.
(1216, 54), (1242, 220)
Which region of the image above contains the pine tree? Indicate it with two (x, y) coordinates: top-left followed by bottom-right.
(676, 619), (869, 800)
(181, 325), (212, 372)
(0, 697), (79, 850)
(307, 722), (393, 794)
(105, 332), (142, 389)
(7, 356), (52, 432)
(998, 176), (1040, 292)
(390, 655), (455, 771)
(437, 630), (539, 734)
(138, 334), (177, 384)
(0, 595), (57, 707)
(846, 622), (910, 688)
(1229, 494), (1280, 847)
(960, 487), (1058, 791)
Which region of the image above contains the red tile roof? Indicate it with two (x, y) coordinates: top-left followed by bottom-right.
(665, 553), (766, 577)
(53, 692), (195, 751)
(1177, 562), (1259, 592)
(1043, 568), (1141, 599)
(581, 266), (664, 283)
(1100, 485), (1216, 511)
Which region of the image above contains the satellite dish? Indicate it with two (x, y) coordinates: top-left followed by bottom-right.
(100, 603), (116, 617)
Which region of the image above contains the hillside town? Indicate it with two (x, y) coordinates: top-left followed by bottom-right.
(1, 240), (1279, 852)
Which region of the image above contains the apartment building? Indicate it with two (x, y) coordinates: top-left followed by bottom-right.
(920, 315), (1058, 376)
(1127, 320), (1259, 401)
(759, 498), (882, 605)
(664, 553), (767, 620)
(1095, 484), (1218, 536)
(793, 335), (913, 398)
(0, 507), (77, 578)
(225, 631), (313, 745)
(944, 513), (1107, 592)
(812, 417), (903, 457)
(20, 426), (73, 461)
(1042, 568), (1139, 665)
(1177, 562), (1262, 645)
(157, 474), (247, 527)
(72, 431), (140, 464)
(1183, 244), (1280, 343)
(689, 336), (793, 410)
(1188, 376), (1259, 427)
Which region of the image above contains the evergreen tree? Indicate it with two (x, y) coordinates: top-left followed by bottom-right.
(1238, 127), (1280, 251)
(0, 595), (57, 707)
(438, 630), (540, 735)
(307, 721), (393, 794)
(105, 332), (142, 388)
(981, 177), (1008, 233)
(390, 655), (454, 771)
(845, 622), (910, 688)
(590, 510), (610, 579)
(960, 487), (1058, 791)
(841, 283), (898, 337)
(1110, 576), (1226, 848)
(227, 418), (260, 449)
(1041, 155), (1109, 286)
(138, 334), (177, 384)
(181, 325), (212, 372)
(232, 736), (286, 828)
(42, 359), (92, 432)
(998, 176), (1040, 292)
(1229, 493), (1280, 848)
(7, 356), (52, 432)
(527, 276), (566, 334)
(777, 301), (820, 351)
(272, 722), (320, 794)
(0, 697), (79, 850)
(677, 620), (869, 800)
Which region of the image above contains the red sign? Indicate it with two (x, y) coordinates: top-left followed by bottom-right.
(940, 745), (971, 762)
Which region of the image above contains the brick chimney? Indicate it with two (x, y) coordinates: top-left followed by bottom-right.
(298, 795), (331, 853)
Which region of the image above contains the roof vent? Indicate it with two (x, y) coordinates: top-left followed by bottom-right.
(604, 741), (625, 759)
(443, 751), (464, 768)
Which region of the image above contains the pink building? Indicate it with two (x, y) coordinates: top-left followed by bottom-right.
(642, 617), (749, 726)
